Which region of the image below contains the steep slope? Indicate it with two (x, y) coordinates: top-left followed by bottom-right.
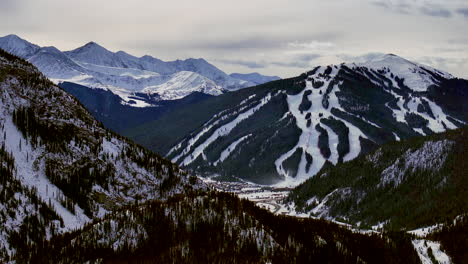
(28, 46), (88, 81)
(25, 191), (420, 264)
(0, 49), (200, 260)
(127, 54), (468, 186)
(287, 127), (468, 230)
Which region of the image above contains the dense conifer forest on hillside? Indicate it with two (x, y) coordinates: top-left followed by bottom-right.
(22, 191), (420, 264)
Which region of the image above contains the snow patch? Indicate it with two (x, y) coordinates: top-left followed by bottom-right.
(380, 140), (454, 187)
(412, 239), (451, 264)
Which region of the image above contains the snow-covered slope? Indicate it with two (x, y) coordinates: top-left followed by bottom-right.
(28, 46), (89, 80)
(142, 71), (223, 100)
(166, 58), (255, 90)
(0, 49), (202, 260)
(64, 41), (135, 69)
(0, 34), (275, 105)
(129, 54), (468, 186)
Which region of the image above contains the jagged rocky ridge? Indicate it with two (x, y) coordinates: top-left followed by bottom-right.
(287, 126), (468, 230)
(0, 34), (279, 104)
(0, 49), (202, 260)
(127, 54), (468, 186)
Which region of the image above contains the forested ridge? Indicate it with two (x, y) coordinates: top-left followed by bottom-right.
(26, 191), (420, 264)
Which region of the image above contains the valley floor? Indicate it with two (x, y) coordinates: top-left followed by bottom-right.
(201, 177), (298, 215)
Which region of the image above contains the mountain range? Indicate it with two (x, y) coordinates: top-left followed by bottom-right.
(8, 34), (465, 188)
(0, 34), (466, 263)
(125, 53), (468, 186)
(0, 48), (433, 264)
(0, 34), (280, 103)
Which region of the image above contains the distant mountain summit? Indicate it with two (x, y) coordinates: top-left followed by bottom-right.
(0, 34), (277, 104)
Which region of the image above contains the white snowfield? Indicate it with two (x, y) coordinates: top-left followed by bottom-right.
(0, 34), (264, 105)
(142, 71), (223, 100)
(379, 140), (454, 187)
(412, 239), (451, 264)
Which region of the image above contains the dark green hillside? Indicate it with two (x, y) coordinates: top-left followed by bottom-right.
(60, 82), (212, 134)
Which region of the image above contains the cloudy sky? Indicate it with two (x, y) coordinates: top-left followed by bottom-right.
(1, 0), (467, 78)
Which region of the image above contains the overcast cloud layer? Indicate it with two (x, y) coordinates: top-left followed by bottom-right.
(1, 0), (467, 78)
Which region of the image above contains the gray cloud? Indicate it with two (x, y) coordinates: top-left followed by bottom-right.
(339, 52), (386, 63)
(0, 0), (20, 13)
(371, 1), (412, 14)
(1, 0), (467, 78)
(217, 59), (266, 69)
(217, 54), (321, 70)
(271, 54), (322, 69)
(420, 5), (452, 17)
(372, 0), (454, 17)
(457, 8), (468, 18)
(417, 56), (468, 77)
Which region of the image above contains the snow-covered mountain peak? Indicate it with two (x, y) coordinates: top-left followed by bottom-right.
(67, 41), (110, 52)
(143, 71), (223, 100)
(342, 54), (454, 92)
(64, 41), (125, 68)
(0, 34), (40, 58)
(81, 41), (106, 50)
